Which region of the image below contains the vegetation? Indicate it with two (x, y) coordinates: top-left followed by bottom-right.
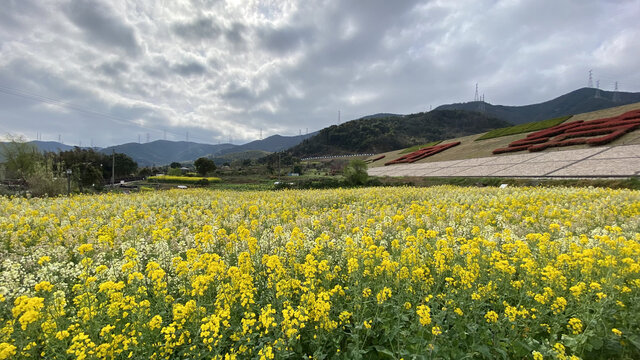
(0, 138), (137, 196)
(194, 157), (217, 176)
(476, 115), (572, 141)
(399, 141), (442, 154)
(374, 175), (640, 190)
(286, 110), (511, 158)
(1, 187), (640, 359)
(147, 175), (221, 184)
(343, 159), (369, 186)
(436, 87), (640, 125)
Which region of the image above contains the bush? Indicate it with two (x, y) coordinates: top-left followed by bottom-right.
(343, 159), (368, 186)
(195, 178), (209, 186)
(25, 162), (66, 197)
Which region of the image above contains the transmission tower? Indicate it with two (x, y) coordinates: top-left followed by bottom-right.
(474, 83), (479, 101)
(588, 70), (593, 88)
(595, 80), (601, 99)
(613, 81), (621, 102)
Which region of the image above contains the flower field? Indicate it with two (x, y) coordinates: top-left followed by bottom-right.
(1, 186), (640, 359)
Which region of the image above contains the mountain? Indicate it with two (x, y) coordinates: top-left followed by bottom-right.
(221, 133), (316, 154)
(358, 113), (402, 120)
(30, 141), (84, 152)
(0, 141), (88, 162)
(96, 134), (316, 167)
(287, 109), (511, 158)
(99, 140), (236, 167)
(435, 88), (640, 124)
(2, 133), (316, 167)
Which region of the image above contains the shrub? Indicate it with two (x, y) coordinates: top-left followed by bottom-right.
(343, 159), (369, 186)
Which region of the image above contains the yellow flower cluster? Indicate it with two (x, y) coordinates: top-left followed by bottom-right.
(0, 186), (639, 359)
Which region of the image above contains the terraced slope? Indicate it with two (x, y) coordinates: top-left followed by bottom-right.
(368, 102), (640, 168)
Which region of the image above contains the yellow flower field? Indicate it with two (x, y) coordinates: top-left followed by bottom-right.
(1, 186), (639, 359)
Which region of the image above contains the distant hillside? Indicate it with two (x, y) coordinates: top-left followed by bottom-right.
(212, 150), (271, 165)
(30, 141), (84, 152)
(436, 88), (640, 124)
(1, 133), (314, 167)
(97, 134), (315, 167)
(99, 141), (235, 167)
(0, 141), (89, 162)
(358, 113), (402, 120)
(287, 110), (511, 158)
(221, 133), (316, 154)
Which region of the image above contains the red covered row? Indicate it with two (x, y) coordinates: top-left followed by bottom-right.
(492, 109), (640, 154)
(385, 141), (461, 165)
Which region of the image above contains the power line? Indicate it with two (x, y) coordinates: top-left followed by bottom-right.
(0, 84), (216, 144)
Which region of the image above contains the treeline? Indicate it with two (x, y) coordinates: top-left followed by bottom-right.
(287, 110), (511, 158)
(0, 138), (137, 196)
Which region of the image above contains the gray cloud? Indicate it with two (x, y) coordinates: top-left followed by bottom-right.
(224, 22), (247, 46)
(172, 17), (221, 40)
(65, 0), (140, 57)
(0, 0), (638, 147)
(172, 61), (208, 76)
(97, 60), (129, 77)
(258, 25), (314, 54)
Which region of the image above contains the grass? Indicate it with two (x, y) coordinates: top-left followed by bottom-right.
(375, 175), (640, 190)
(147, 175), (221, 184)
(399, 141), (442, 154)
(475, 115), (572, 141)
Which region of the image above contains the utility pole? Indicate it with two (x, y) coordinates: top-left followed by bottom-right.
(111, 149), (115, 187)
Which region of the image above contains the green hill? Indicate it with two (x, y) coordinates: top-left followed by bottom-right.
(287, 109), (511, 158)
(436, 88), (640, 125)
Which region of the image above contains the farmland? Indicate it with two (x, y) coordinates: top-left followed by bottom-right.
(1, 187), (639, 359)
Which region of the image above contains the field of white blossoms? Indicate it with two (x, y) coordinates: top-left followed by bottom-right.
(1, 186), (639, 359)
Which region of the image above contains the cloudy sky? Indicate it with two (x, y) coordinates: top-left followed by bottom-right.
(1, 0), (638, 147)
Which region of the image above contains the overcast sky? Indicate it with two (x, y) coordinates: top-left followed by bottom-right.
(1, 0), (638, 147)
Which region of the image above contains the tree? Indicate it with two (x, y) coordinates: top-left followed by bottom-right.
(0, 135), (42, 180)
(343, 159), (368, 186)
(170, 162), (182, 169)
(0, 136), (65, 196)
(194, 157), (216, 176)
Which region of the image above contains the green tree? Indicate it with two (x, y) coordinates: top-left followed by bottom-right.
(343, 159), (368, 186)
(0, 135), (42, 181)
(170, 162), (182, 168)
(194, 157), (216, 176)
(0, 136), (65, 196)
